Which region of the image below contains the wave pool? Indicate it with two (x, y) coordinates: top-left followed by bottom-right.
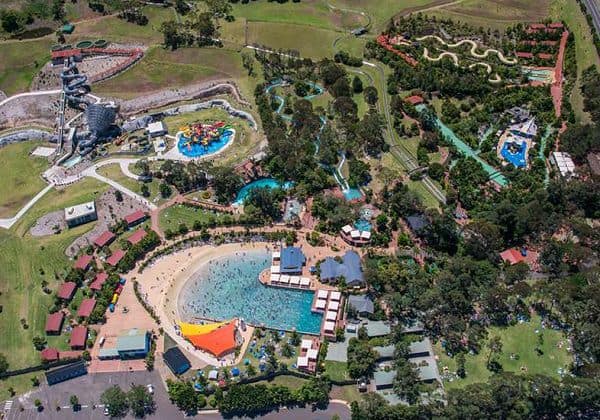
(178, 249), (323, 334)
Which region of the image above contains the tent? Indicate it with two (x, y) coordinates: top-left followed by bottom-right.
(187, 322), (238, 358)
(179, 321), (229, 338)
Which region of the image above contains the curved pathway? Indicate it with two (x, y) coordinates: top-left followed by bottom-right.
(416, 35), (518, 64)
(0, 89), (61, 107)
(421, 45), (503, 83)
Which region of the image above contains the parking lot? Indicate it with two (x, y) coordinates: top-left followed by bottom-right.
(4, 371), (181, 420)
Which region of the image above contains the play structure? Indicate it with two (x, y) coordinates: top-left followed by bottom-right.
(177, 121), (235, 158)
(500, 139), (528, 168)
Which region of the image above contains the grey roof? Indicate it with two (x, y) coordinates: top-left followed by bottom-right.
(408, 339), (431, 357)
(320, 251), (364, 286)
(98, 348), (119, 358)
(46, 361), (87, 385)
(116, 329), (148, 352)
(402, 320), (424, 334)
(280, 246), (305, 273)
(163, 347), (191, 375)
(406, 214), (428, 232)
(417, 362), (438, 382)
(348, 294), (374, 314)
(366, 321), (391, 337)
(374, 345), (395, 360)
(86, 103), (117, 135)
(373, 370), (395, 387)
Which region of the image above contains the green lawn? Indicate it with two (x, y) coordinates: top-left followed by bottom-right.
(0, 141), (50, 218)
(158, 204), (231, 232)
(435, 315), (572, 390)
(0, 38), (52, 94)
(324, 360), (349, 381)
(96, 163), (167, 206)
(0, 178), (108, 398)
(551, 0), (600, 123)
(426, 0), (551, 30)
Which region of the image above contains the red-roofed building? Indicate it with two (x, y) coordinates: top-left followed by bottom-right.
(106, 249), (126, 267)
(41, 347), (59, 362)
(405, 95), (424, 106)
(70, 326), (87, 349)
(548, 22), (564, 29)
(127, 229), (147, 245)
(57, 282), (77, 301)
(77, 298), (96, 318)
(529, 23), (546, 30)
(500, 248), (526, 265)
(45, 312), (65, 334)
(516, 52), (533, 59)
(90, 272), (108, 291)
(73, 254), (93, 271)
(541, 40), (558, 46)
(538, 53), (554, 60)
(124, 210), (147, 227)
(93, 231), (116, 248)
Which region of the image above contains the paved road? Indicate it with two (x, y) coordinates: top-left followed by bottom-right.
(582, 0), (600, 35)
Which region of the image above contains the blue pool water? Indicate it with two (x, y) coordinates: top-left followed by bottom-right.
(178, 129), (234, 158)
(343, 188), (363, 201)
(354, 219), (372, 232)
(501, 141), (527, 168)
(233, 178), (293, 206)
(178, 250), (323, 334)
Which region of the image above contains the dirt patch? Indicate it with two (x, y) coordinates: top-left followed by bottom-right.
(30, 210), (66, 236)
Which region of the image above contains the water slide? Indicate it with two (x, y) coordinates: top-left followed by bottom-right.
(265, 80), (354, 195)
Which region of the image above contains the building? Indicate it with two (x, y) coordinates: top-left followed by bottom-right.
(405, 95), (424, 106)
(70, 326), (87, 350)
(147, 121), (168, 138)
(163, 347), (191, 375)
(45, 312), (65, 335)
(587, 152), (600, 176)
(509, 118), (538, 138)
(408, 339), (431, 358)
(550, 151), (576, 178)
(374, 345), (395, 362)
(320, 251), (365, 287)
(365, 321), (391, 338)
(500, 248), (527, 265)
(64, 201), (97, 228)
(77, 298), (96, 318)
(374, 370), (395, 390)
(348, 294), (374, 317)
(124, 210), (147, 227)
(279, 246), (306, 275)
(73, 254), (93, 271)
(93, 231), (116, 248)
(57, 282), (77, 301)
(406, 214), (428, 234)
(106, 249), (126, 267)
(127, 229), (147, 245)
(297, 338), (320, 374)
(46, 361), (87, 386)
(417, 362), (438, 383)
(90, 272), (108, 291)
(116, 329), (150, 359)
(340, 225), (371, 246)
(41, 347), (59, 362)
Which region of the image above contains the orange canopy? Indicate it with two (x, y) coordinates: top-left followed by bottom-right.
(187, 322), (237, 358)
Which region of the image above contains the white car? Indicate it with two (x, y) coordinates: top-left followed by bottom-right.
(146, 384), (154, 394)
(103, 406), (109, 416)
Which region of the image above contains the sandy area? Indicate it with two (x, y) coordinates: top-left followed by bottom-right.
(133, 241), (277, 367)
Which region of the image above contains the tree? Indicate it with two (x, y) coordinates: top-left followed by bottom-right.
(428, 162), (444, 182)
(363, 86), (378, 106)
(393, 358), (420, 404)
(128, 384), (154, 418)
(159, 182), (172, 199)
(140, 183), (150, 198)
(241, 52), (255, 76)
(456, 353), (466, 378)
(0, 10), (25, 33)
(114, 189), (123, 202)
(32, 336), (46, 351)
(166, 380), (201, 415)
(487, 336), (503, 367)
(210, 166), (243, 204)
(352, 75), (363, 93)
(347, 338), (378, 379)
(0, 353), (9, 375)
(69, 395), (79, 411)
(160, 20), (184, 50)
(101, 385), (129, 418)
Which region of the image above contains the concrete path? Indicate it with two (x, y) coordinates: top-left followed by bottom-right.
(82, 167), (156, 210)
(0, 184), (54, 229)
(0, 89), (61, 107)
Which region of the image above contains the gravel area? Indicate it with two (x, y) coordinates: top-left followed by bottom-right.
(29, 210), (66, 236)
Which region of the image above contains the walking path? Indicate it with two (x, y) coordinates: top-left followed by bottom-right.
(416, 35), (518, 64)
(0, 89), (61, 107)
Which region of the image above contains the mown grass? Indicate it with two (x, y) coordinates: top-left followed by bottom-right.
(96, 163), (166, 206)
(158, 204), (230, 232)
(426, 0), (551, 30)
(0, 38), (52, 94)
(0, 178), (108, 398)
(435, 315), (572, 390)
(0, 141), (49, 218)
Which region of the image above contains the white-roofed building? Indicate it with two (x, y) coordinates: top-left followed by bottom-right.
(270, 274), (280, 283)
(360, 231), (371, 240)
(301, 339), (313, 349)
(279, 275), (290, 284)
(64, 201), (97, 227)
(328, 301), (340, 311)
(550, 151), (576, 178)
(271, 265), (281, 274)
(272, 251), (280, 261)
(315, 299), (327, 310)
(317, 290), (329, 299)
(324, 321), (336, 332)
(297, 356), (309, 368)
(290, 276), (300, 286)
(326, 311), (338, 321)
(330, 291), (341, 301)
(350, 230), (361, 239)
(307, 348), (318, 360)
(341, 225), (353, 234)
(147, 121), (168, 138)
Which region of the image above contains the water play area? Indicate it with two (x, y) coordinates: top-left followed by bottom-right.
(177, 123), (234, 158)
(178, 250), (323, 334)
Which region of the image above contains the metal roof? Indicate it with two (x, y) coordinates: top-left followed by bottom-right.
(348, 294), (374, 314)
(116, 329), (148, 352)
(280, 246), (305, 273)
(320, 251), (364, 286)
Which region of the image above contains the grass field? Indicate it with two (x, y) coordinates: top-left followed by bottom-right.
(158, 204), (231, 232)
(0, 141), (49, 218)
(0, 38), (52, 95)
(0, 178), (108, 398)
(551, 0), (600, 123)
(426, 0), (551, 30)
(435, 315), (572, 389)
(96, 164), (166, 206)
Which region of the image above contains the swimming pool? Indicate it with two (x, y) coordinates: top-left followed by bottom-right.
(343, 188), (363, 201)
(178, 250), (323, 334)
(501, 141), (527, 168)
(177, 129), (234, 158)
(233, 178), (293, 206)
(354, 218), (372, 232)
